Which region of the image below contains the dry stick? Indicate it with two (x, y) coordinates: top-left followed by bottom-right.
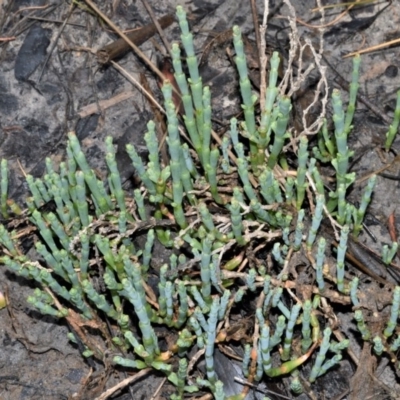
(0, 36), (15, 41)
(38, 3), (75, 82)
(279, 0), (300, 96)
(311, 0), (377, 12)
(83, 0), (167, 83)
(258, 0), (270, 112)
(234, 377), (292, 399)
(13, 4), (50, 14)
(26, 15), (86, 27)
(294, 6), (351, 30)
(187, 347), (205, 377)
(315, 0), (326, 54)
(14, 4), (59, 33)
(95, 368), (152, 400)
(344, 36), (400, 58)
(77, 91), (136, 118)
(249, 0), (262, 73)
(196, 394), (213, 400)
(356, 154), (400, 184)
(297, 42), (328, 136)
(140, 0), (173, 56)
(295, 0), (365, 30)
(112, 0), (121, 13)
(88, 0), (183, 125)
(96, 14), (174, 64)
(0, 0), (13, 33)
(110, 61), (166, 114)
(149, 377), (167, 400)
(0, 5), (57, 63)
(293, 0), (328, 137)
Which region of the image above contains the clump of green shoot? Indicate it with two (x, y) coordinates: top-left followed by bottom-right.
(1, 5), (400, 400)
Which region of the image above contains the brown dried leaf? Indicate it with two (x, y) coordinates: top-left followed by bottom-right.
(350, 342), (377, 400)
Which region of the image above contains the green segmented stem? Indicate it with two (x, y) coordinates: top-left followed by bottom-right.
(296, 136), (309, 209)
(353, 175), (376, 236)
(301, 300), (313, 352)
(268, 96), (291, 169)
(344, 55), (360, 134)
(309, 327), (331, 382)
(384, 286), (400, 338)
(0, 160), (9, 219)
(336, 225), (349, 293)
(306, 195), (324, 249)
(281, 303), (302, 360)
(385, 90), (400, 151)
(315, 237), (326, 291)
(354, 309), (371, 340)
(233, 26), (257, 168)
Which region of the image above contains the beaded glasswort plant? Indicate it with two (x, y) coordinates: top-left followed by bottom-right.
(1, 5), (400, 400)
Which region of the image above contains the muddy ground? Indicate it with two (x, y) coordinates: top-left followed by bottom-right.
(1, 0), (400, 399)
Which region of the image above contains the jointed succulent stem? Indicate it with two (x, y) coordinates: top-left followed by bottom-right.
(0, 6), (399, 400)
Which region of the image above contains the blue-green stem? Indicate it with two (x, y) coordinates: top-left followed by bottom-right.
(385, 90), (400, 151)
(296, 136), (308, 209)
(344, 55), (360, 134)
(336, 225), (349, 293)
(268, 96), (291, 169)
(0, 160), (8, 218)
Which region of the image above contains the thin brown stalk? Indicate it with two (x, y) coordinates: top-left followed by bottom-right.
(258, 0), (270, 111)
(38, 3), (75, 82)
(344, 37), (400, 58)
(95, 368), (152, 400)
(77, 91), (136, 118)
(250, 0), (261, 72)
(83, 0), (167, 83)
(110, 61), (165, 115)
(140, 0), (172, 56)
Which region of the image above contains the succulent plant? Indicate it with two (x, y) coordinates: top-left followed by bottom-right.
(1, 5), (400, 400)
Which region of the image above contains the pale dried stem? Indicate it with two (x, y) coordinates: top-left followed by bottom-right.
(316, 0), (325, 54)
(95, 368), (152, 400)
(140, 0), (172, 56)
(149, 377), (167, 400)
(298, 0), (328, 137)
(258, 0), (270, 111)
(84, 0), (166, 82)
(77, 91), (136, 118)
(299, 41), (328, 136)
(279, 0), (299, 95)
(278, 0), (328, 146)
(111, 61), (166, 115)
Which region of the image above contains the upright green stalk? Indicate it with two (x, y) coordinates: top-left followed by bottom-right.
(267, 96), (291, 169)
(344, 55), (360, 134)
(0, 160), (8, 218)
(233, 26), (257, 169)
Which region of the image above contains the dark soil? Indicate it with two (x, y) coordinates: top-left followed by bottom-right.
(1, 0), (400, 399)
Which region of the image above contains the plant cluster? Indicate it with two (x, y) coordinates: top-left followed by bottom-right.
(1, 5), (400, 400)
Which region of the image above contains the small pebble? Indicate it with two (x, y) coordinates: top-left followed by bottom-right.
(385, 65), (398, 78)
